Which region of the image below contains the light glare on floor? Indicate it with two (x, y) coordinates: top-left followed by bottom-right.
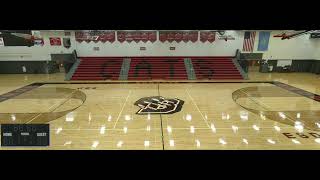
(219, 138), (227, 145)
(222, 113), (230, 120)
(242, 139), (248, 144)
(56, 127), (62, 134)
(195, 139), (201, 147)
(267, 139), (276, 144)
(11, 114), (16, 121)
(279, 112), (286, 119)
(63, 141), (72, 146)
(253, 125), (260, 131)
(232, 125), (238, 133)
(211, 123), (216, 133)
(169, 140), (174, 147)
(100, 125), (106, 134)
(66, 112), (74, 122)
(186, 114), (192, 121)
(190, 126), (195, 134)
(167, 126), (172, 133)
(88, 112), (92, 122)
(294, 121), (304, 133)
(240, 111), (248, 121)
(107, 115), (112, 121)
(314, 138), (320, 144)
(123, 126), (128, 134)
(125, 115), (131, 121)
(292, 139), (301, 144)
(274, 126), (281, 132)
(117, 141), (123, 147)
(144, 141), (150, 147)
(92, 141), (99, 148)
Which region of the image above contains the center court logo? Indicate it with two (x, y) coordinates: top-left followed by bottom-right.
(134, 96), (184, 115)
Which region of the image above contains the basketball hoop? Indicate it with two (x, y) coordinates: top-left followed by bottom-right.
(273, 30), (313, 40)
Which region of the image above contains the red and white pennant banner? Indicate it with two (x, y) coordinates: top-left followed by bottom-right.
(159, 31), (198, 43)
(75, 31), (116, 43)
(117, 31), (157, 43)
(200, 31), (216, 43)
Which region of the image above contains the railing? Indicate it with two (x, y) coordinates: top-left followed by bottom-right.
(184, 58), (197, 80)
(65, 50), (80, 81)
(119, 58), (131, 80)
(233, 49), (249, 79)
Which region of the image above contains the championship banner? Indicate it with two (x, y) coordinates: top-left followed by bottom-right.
(159, 31), (198, 43)
(117, 31), (157, 43)
(49, 37), (62, 46)
(34, 39), (44, 46)
(75, 31), (115, 43)
(0, 37), (4, 46)
(200, 31), (216, 43)
(32, 31), (44, 46)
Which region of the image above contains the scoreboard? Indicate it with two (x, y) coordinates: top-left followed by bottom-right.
(1, 124), (49, 147)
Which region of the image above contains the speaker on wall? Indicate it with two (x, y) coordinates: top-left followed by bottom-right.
(310, 33), (320, 39)
(63, 38), (71, 48)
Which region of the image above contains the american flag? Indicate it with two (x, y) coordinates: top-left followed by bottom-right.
(242, 31), (256, 52)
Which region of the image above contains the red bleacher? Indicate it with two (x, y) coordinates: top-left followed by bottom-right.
(70, 56), (243, 81)
(191, 57), (243, 80)
(71, 57), (123, 80)
(127, 57), (188, 80)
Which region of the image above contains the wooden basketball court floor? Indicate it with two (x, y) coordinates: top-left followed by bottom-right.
(1, 72), (320, 150)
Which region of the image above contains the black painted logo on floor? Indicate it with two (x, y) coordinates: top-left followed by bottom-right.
(134, 96), (184, 114)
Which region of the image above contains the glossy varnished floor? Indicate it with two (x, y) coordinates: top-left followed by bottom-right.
(1, 71), (320, 150)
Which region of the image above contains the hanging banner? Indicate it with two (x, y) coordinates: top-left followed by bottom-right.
(34, 39), (44, 46)
(32, 31), (44, 46)
(257, 31), (270, 51)
(159, 31), (198, 43)
(200, 31), (216, 43)
(49, 37), (62, 46)
(117, 31), (157, 43)
(0, 37), (4, 46)
(75, 31), (115, 43)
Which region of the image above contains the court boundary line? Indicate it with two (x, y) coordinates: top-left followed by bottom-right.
(13, 81), (320, 104)
(112, 90), (132, 129)
(185, 88), (211, 129)
(157, 84), (165, 150)
(25, 89), (79, 124)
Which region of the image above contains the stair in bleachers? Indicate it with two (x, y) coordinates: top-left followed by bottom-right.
(118, 58), (131, 80)
(191, 57), (243, 80)
(127, 57), (188, 80)
(71, 57), (123, 80)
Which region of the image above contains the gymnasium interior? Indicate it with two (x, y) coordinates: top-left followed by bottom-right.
(1, 30), (320, 150)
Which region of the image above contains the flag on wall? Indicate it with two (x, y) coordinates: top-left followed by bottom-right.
(257, 31), (270, 51)
(242, 31), (256, 52)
